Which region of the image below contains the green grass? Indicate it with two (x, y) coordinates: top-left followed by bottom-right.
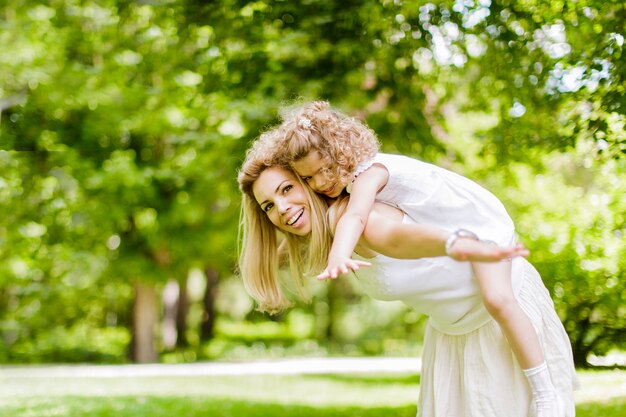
(1, 368), (625, 417)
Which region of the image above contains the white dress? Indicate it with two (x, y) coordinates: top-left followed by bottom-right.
(348, 153), (579, 417)
(348, 153), (517, 247)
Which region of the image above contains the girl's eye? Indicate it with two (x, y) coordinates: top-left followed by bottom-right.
(263, 203), (274, 212)
(302, 177), (312, 182)
(283, 185), (293, 193)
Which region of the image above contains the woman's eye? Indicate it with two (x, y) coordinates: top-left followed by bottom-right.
(283, 185), (293, 193)
(263, 203), (273, 212)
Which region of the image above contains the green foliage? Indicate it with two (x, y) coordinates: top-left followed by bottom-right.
(0, 0), (623, 364)
(432, 0), (626, 159)
(506, 150), (626, 366)
(5, 324), (130, 364)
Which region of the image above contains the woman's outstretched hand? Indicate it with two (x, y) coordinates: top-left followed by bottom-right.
(316, 257), (372, 280)
(449, 238), (530, 262)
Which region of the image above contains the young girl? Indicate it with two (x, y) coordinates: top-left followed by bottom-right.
(274, 101), (573, 417)
(237, 135), (577, 417)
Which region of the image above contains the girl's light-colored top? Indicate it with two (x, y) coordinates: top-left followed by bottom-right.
(349, 153), (524, 334)
(348, 153), (516, 246)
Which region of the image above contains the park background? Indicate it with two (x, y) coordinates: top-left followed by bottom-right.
(1, 0), (625, 416)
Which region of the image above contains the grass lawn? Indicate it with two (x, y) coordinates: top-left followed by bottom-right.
(1, 366), (625, 416)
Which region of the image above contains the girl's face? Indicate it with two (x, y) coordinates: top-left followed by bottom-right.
(252, 166), (312, 236)
(291, 151), (346, 198)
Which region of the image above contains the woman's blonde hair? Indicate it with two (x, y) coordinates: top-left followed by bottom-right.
(237, 128), (333, 314)
(277, 101), (380, 185)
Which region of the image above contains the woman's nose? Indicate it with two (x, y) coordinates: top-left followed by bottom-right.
(276, 198), (290, 214)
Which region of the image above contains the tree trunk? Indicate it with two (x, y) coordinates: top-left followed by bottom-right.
(570, 315), (592, 367)
(175, 277), (189, 348)
(131, 282), (159, 363)
(201, 267), (219, 341)
(313, 285), (333, 342)
(325, 281), (339, 341)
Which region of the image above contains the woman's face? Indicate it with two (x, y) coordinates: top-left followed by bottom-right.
(252, 166), (312, 236)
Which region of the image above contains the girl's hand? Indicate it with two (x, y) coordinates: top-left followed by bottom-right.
(450, 238), (529, 262)
(317, 257), (372, 280)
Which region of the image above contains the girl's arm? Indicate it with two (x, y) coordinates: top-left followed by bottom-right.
(360, 203), (529, 261)
(318, 164), (389, 279)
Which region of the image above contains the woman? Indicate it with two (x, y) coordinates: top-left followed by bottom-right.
(237, 131), (578, 417)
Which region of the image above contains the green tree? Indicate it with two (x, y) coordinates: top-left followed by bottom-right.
(1, 0), (623, 365)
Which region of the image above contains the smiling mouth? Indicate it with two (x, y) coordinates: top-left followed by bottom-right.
(322, 186), (335, 195)
(287, 208), (304, 226)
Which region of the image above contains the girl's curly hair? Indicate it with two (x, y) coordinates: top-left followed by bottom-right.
(277, 101), (380, 185)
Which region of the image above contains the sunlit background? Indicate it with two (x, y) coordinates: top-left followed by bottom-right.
(1, 0), (625, 415)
